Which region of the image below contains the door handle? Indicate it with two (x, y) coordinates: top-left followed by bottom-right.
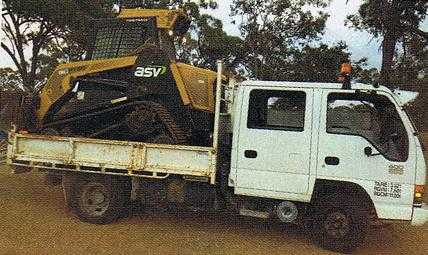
(325, 157), (340, 165)
(245, 150), (258, 158)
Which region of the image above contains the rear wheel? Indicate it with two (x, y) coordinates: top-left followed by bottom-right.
(311, 194), (369, 253)
(62, 174), (129, 224)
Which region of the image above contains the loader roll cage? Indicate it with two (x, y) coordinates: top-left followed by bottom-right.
(87, 17), (158, 60)
(86, 9), (191, 60)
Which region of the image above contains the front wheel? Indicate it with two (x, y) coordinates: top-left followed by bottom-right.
(62, 174), (130, 224)
(311, 195), (369, 253)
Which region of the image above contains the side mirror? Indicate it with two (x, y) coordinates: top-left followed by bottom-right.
(364, 146), (373, 156)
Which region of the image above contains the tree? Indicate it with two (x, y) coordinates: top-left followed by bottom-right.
(284, 42), (371, 83)
(230, 0), (330, 80)
(1, 0), (110, 92)
(0, 68), (22, 91)
(347, 0), (427, 88)
(2, 0), (63, 92)
(392, 40), (428, 131)
(177, 7), (245, 70)
(1, 0), (226, 92)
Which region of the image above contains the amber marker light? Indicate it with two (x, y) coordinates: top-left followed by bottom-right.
(340, 63), (352, 74)
(339, 63), (352, 89)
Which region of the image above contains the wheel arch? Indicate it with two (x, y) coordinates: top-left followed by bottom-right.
(311, 179), (376, 216)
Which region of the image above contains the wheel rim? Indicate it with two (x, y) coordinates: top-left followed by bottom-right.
(78, 182), (110, 217)
(323, 211), (350, 239)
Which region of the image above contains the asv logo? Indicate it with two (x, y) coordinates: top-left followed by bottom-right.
(134, 66), (167, 78)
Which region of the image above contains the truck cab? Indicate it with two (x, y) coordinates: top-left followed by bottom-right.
(229, 80), (427, 250)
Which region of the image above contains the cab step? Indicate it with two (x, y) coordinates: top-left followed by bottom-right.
(239, 208), (270, 219)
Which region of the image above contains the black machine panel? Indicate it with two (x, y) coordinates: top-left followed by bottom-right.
(130, 46), (180, 97)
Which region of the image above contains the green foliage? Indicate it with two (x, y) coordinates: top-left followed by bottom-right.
(346, 0), (427, 87)
(353, 66), (379, 85)
(0, 68), (22, 91)
(392, 44), (428, 131)
(1, 0), (108, 92)
(403, 74), (428, 132)
(391, 39), (427, 88)
(347, 0), (426, 38)
(230, 0), (330, 80)
(178, 13), (245, 70)
(0, 0), (395, 98)
(1, 0), (223, 92)
(285, 42), (354, 82)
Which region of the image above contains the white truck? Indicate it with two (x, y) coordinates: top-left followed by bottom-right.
(6, 62), (428, 253)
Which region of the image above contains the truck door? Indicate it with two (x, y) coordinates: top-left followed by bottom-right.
(317, 90), (416, 220)
(234, 87), (313, 196)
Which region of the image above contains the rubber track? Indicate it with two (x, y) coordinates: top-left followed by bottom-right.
(144, 102), (190, 144)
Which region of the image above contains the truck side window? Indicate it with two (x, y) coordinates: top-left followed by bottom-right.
(327, 93), (409, 162)
(248, 90), (306, 132)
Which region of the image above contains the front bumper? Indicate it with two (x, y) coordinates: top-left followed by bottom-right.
(411, 203), (428, 226)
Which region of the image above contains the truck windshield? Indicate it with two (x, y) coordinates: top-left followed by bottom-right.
(327, 93), (409, 162)
(88, 18), (158, 60)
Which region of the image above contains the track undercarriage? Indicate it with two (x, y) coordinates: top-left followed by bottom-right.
(41, 100), (204, 145)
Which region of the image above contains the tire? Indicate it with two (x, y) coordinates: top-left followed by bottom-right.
(62, 173), (129, 224)
(311, 194), (369, 253)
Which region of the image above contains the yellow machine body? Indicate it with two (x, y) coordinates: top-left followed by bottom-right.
(37, 8), (218, 124)
(37, 56), (138, 120)
(38, 60), (218, 122)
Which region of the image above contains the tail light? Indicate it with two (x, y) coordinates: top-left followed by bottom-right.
(414, 185), (425, 206)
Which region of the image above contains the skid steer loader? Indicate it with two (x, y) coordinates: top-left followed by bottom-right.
(1, 7), (219, 146)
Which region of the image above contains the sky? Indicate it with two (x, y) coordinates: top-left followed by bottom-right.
(203, 0), (427, 68)
(203, 0), (381, 67)
(1, 0), (427, 69)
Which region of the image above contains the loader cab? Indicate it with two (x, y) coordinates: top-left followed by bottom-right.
(229, 81), (426, 222)
(87, 9), (190, 60)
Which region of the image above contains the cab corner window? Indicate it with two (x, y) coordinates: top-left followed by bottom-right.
(326, 93), (409, 162)
(247, 90), (306, 132)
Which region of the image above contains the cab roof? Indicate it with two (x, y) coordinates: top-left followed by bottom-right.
(118, 9), (189, 30)
(239, 80), (419, 106)
(239, 80), (387, 91)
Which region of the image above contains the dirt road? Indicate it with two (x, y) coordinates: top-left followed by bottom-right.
(0, 166), (427, 255)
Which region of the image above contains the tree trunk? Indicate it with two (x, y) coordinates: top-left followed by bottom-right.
(380, 31), (397, 89)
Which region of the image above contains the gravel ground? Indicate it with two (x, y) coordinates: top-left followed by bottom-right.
(0, 165), (427, 255)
